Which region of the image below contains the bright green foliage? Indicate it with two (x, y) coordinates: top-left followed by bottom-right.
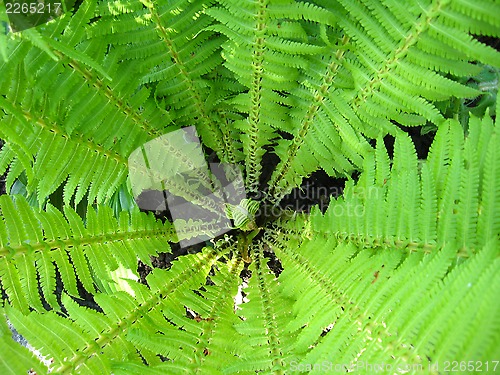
(311, 116), (499, 255)
(0, 0), (499, 374)
(0, 196), (172, 313)
(225, 198), (260, 231)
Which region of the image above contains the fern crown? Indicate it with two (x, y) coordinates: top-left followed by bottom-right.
(0, 0), (499, 373)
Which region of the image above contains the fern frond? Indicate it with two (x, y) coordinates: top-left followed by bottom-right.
(312, 114), (498, 256)
(172, 217), (231, 247)
(477, 124), (500, 245)
(88, 0), (234, 162)
(0, 195), (172, 311)
(225, 198), (259, 230)
(207, 0), (333, 193)
(225, 245), (296, 374)
(1, 0), (499, 373)
(266, 222), (499, 371)
(125, 254), (245, 373)
(267, 0), (500, 204)
(0, 3), (173, 204)
(267, 36), (370, 202)
(7, 248), (220, 374)
(127, 129), (229, 217)
(406, 239), (500, 363)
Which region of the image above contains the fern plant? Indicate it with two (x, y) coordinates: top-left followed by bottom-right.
(0, 0), (499, 373)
